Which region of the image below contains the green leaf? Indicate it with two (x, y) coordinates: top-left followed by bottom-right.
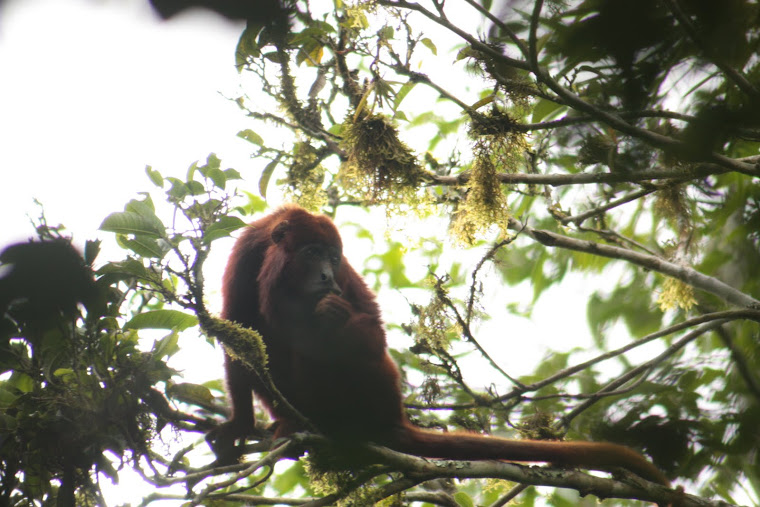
(146, 165), (164, 187)
(8, 372), (34, 393)
(204, 216), (247, 244)
(126, 195), (156, 215)
(378, 25), (394, 41)
(185, 180), (205, 196)
(83, 239), (101, 266)
(224, 168), (242, 181)
(186, 160), (199, 182)
(0, 388), (18, 409)
(393, 81), (416, 111)
(166, 177), (190, 200)
(100, 212), (166, 238)
(272, 460), (310, 495)
(296, 41), (324, 67)
(454, 491), (474, 507)
(259, 156), (281, 198)
(116, 235), (171, 259)
(124, 310), (198, 331)
(203, 153), (222, 172)
(97, 259), (149, 279)
(366, 242), (413, 289)
(152, 330), (180, 359)
(205, 166), (227, 190)
(238, 129), (264, 145)
(532, 98), (565, 123)
(327, 123), (343, 136)
(0, 413), (17, 431)
(235, 25), (261, 71)
(166, 382), (215, 405)
(53, 368), (75, 381)
(420, 37), (437, 55)
(263, 51), (288, 64)
(241, 191), (267, 214)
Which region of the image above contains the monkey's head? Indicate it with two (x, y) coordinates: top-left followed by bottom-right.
(265, 209), (344, 305)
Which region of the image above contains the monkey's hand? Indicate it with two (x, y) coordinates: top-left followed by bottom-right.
(314, 293), (352, 330)
(206, 418), (257, 466)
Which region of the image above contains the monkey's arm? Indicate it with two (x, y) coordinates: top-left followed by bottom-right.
(314, 294), (388, 359)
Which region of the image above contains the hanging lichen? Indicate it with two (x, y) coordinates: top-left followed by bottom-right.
(449, 108), (528, 245)
(578, 133), (618, 167)
(411, 298), (452, 352)
(339, 113), (428, 206)
(284, 142), (328, 211)
(469, 108), (527, 174)
(304, 456), (379, 506)
(654, 184), (691, 231)
(410, 277), (460, 351)
(450, 140), (512, 246)
(657, 277), (697, 311)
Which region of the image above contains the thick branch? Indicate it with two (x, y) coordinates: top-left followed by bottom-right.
(361, 444), (723, 507)
(510, 220), (760, 309)
(432, 164), (728, 187)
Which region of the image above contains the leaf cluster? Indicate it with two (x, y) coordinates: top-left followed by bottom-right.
(0, 159), (258, 505)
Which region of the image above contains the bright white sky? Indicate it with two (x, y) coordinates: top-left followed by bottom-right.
(0, 0), (254, 247)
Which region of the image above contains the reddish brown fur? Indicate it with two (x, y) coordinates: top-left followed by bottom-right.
(217, 204), (669, 486)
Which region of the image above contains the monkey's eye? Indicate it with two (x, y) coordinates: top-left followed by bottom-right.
(303, 245), (321, 258)
(330, 254), (340, 265)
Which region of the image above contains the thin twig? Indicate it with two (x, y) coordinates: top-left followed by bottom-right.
(435, 275), (526, 388)
(505, 310), (760, 409)
(405, 309), (760, 410)
(561, 320), (727, 426)
(664, 0), (759, 98)
(560, 186), (658, 225)
(714, 325), (760, 403)
(489, 484), (529, 507)
(579, 227), (662, 257)
(466, 237), (520, 322)
(461, 0), (529, 58)
(528, 0), (543, 72)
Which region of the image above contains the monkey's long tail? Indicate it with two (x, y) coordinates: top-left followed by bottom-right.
(391, 425), (670, 486)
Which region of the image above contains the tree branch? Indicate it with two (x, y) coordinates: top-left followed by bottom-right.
(406, 309), (760, 411)
(432, 164), (729, 187)
(664, 0), (759, 98)
(384, 0), (760, 177)
(560, 186), (659, 225)
(360, 444), (722, 507)
(561, 320), (727, 426)
(509, 219), (760, 309)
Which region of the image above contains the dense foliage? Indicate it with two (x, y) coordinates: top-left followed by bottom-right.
(2, 0), (760, 505)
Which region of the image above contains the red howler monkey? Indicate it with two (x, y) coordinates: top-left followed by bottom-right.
(213, 204), (669, 486)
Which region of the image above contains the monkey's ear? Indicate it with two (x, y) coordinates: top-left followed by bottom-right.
(271, 220), (290, 244)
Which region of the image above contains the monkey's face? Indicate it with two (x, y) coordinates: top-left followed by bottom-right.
(293, 243), (342, 305)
